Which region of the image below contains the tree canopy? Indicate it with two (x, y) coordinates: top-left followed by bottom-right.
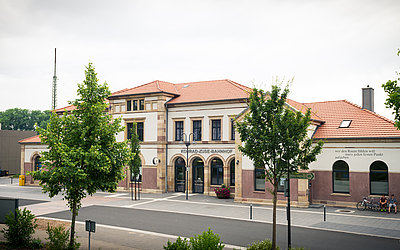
(236, 85), (323, 250)
(382, 49), (400, 129)
(31, 63), (130, 248)
(0, 108), (50, 131)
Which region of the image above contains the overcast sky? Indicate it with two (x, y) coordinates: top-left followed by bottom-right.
(0, 0), (399, 119)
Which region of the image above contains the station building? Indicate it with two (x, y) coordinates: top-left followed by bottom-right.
(19, 80), (400, 207)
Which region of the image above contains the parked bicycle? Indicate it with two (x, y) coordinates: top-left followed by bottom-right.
(356, 197), (380, 211)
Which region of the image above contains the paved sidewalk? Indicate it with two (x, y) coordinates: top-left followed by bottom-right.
(1, 185), (400, 249)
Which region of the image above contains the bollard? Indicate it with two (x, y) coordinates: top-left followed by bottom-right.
(324, 205), (326, 221)
(250, 203), (253, 220)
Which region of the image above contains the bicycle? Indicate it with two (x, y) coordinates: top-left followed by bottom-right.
(356, 197), (380, 211)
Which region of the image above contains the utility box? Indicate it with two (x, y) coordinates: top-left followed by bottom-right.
(19, 175), (25, 186)
(0, 198), (19, 223)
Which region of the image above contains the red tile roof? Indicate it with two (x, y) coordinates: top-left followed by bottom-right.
(110, 80), (179, 97)
(286, 99), (323, 122)
(302, 100), (400, 139)
(110, 79), (251, 104)
(168, 79), (251, 104)
(19, 135), (41, 144)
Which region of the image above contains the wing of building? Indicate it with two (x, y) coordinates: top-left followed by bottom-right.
(19, 81), (400, 207)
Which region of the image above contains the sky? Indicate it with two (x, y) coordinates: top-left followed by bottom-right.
(0, 0), (399, 120)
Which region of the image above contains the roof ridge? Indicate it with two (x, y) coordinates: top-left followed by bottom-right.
(286, 98), (323, 121)
(343, 99), (395, 125)
(225, 79), (252, 92)
(18, 134), (40, 143)
(303, 99), (347, 105)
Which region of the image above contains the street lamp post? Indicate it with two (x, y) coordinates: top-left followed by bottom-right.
(183, 133), (193, 200)
(287, 162), (291, 249)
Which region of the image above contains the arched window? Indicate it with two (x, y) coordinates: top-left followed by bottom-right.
(175, 157), (186, 192)
(230, 159), (235, 186)
(370, 161), (388, 195)
(332, 160), (349, 193)
(211, 158), (223, 185)
(34, 156), (41, 171)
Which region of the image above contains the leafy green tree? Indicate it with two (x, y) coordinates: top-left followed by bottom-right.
(129, 123), (141, 200)
(235, 85), (323, 250)
(31, 63), (130, 248)
(0, 108), (50, 131)
(382, 49), (400, 129)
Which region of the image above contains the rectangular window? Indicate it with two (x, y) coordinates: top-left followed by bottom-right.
(255, 168), (265, 191)
(212, 119), (221, 141)
(193, 120), (202, 141)
(133, 100), (138, 111)
(139, 99), (145, 110)
(175, 121), (184, 141)
(231, 118), (235, 140)
(127, 122), (144, 141)
(127, 100), (132, 111)
(137, 122), (144, 141)
(127, 123), (134, 140)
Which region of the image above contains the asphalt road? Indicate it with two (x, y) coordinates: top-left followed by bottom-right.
(43, 205), (400, 250)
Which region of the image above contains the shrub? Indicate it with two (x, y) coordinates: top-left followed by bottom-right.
(46, 223), (70, 250)
(247, 239), (279, 250)
(31, 238), (44, 249)
(190, 228), (224, 250)
(0, 208), (38, 248)
(164, 237), (190, 250)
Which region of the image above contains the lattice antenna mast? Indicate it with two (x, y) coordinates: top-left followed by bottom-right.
(51, 48), (57, 110)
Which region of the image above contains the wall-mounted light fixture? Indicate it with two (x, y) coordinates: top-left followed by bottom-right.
(236, 160), (239, 165)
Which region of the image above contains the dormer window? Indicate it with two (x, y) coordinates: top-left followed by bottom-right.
(339, 120), (352, 128)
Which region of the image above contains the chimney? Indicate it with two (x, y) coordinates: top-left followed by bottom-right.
(362, 85), (374, 112)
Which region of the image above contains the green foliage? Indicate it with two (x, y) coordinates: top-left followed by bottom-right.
(236, 85), (324, 185)
(0, 108), (50, 131)
(382, 49), (400, 129)
(31, 238), (44, 249)
(46, 223), (71, 250)
(0, 208), (38, 248)
(129, 123), (142, 181)
(235, 84), (324, 250)
(189, 228), (224, 250)
(164, 229), (224, 250)
(31, 63), (130, 248)
(164, 237), (190, 250)
(247, 239), (278, 250)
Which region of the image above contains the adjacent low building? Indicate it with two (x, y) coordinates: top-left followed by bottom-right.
(19, 81), (400, 207)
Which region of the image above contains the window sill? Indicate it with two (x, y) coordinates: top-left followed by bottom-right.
(330, 193), (351, 197)
(253, 190), (265, 194)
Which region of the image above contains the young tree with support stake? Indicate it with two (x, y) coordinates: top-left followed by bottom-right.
(129, 123), (141, 200)
(31, 63), (130, 249)
(236, 84), (324, 250)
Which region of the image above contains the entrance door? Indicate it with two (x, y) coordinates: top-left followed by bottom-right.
(192, 158), (204, 193)
(175, 157), (185, 192)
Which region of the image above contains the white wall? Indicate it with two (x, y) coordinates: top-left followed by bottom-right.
(168, 102), (247, 142)
(309, 142), (400, 173)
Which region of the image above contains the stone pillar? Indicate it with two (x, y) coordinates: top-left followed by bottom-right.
(297, 179), (309, 207)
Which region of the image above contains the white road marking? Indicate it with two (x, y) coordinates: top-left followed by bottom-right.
(125, 206), (400, 240)
(104, 193), (128, 198)
(37, 216), (246, 249)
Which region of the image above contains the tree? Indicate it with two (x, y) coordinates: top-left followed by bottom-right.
(31, 63), (130, 248)
(382, 49), (400, 129)
(235, 85), (324, 250)
(129, 123), (141, 200)
(0, 108), (50, 131)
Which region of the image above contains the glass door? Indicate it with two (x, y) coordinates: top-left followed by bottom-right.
(192, 158), (204, 193)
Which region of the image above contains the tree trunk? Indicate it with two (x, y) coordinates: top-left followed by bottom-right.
(272, 184), (278, 250)
(69, 201), (77, 249)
